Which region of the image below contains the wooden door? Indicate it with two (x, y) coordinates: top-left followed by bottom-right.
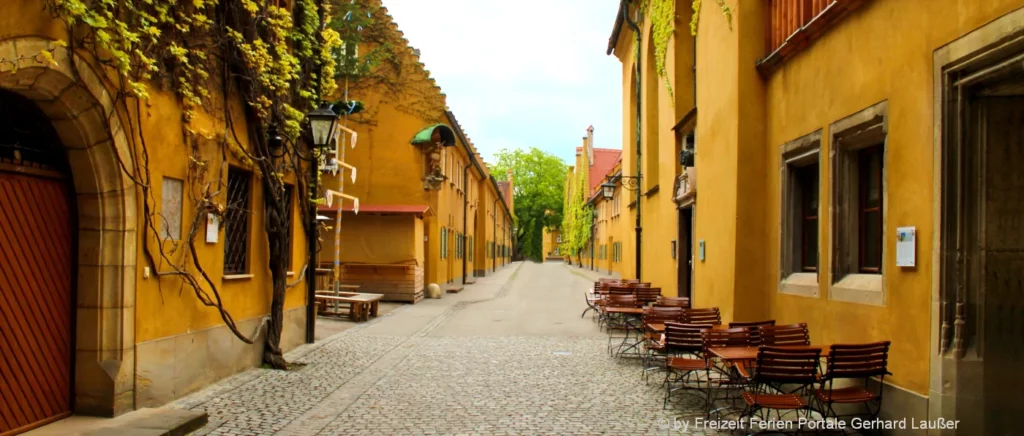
(979, 96), (1024, 435)
(0, 171), (74, 435)
(677, 207), (693, 299)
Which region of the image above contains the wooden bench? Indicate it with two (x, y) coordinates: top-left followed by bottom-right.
(315, 293), (384, 322)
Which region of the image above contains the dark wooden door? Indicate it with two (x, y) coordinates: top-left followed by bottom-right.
(980, 96), (1024, 435)
(0, 171), (74, 435)
(677, 207), (693, 299)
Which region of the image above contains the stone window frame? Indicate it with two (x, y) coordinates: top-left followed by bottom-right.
(778, 130), (822, 298)
(828, 100), (888, 306)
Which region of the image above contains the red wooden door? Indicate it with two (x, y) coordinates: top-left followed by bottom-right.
(0, 171), (74, 435)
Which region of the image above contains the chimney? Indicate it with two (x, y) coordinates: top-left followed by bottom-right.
(506, 168), (514, 195)
(586, 126), (594, 165)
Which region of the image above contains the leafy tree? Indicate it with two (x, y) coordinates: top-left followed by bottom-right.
(491, 148), (566, 261)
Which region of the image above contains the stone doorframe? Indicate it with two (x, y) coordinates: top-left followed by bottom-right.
(930, 7), (1024, 434)
(0, 36), (137, 417)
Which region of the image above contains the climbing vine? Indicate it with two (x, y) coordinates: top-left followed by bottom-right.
(560, 170), (593, 267)
(690, 0), (733, 36)
(43, 0), (347, 369)
(646, 0), (676, 101)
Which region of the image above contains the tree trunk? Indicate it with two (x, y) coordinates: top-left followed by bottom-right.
(261, 176), (289, 370)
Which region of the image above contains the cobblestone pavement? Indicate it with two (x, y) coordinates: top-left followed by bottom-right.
(171, 262), (720, 435)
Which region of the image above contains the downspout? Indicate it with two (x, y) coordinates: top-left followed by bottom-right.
(462, 163), (470, 284)
(623, 0), (643, 281)
(493, 197), (498, 273)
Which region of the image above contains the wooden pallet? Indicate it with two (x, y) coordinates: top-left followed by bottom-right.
(339, 263), (424, 304)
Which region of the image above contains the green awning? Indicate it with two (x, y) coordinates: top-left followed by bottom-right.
(410, 124), (456, 147)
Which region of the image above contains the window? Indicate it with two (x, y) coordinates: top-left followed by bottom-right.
(224, 167), (252, 274)
(441, 227), (447, 259)
(797, 164), (819, 272)
(858, 146), (883, 273)
(283, 185), (294, 269)
(779, 130), (821, 298)
(829, 100), (887, 306)
(469, 236), (474, 261)
(161, 177), (183, 240)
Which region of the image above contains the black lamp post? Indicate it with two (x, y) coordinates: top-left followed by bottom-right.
(601, 175), (642, 280)
(304, 103), (339, 344)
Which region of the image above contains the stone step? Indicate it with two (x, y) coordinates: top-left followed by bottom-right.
(80, 408), (207, 436)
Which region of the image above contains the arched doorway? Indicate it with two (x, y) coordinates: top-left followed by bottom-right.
(0, 90), (75, 433)
(0, 36), (139, 425)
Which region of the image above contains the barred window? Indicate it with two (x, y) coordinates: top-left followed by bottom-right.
(224, 167), (252, 274)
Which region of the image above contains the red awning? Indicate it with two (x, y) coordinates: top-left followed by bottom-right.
(317, 204), (433, 216)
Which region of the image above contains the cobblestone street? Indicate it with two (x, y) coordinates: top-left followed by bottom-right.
(169, 262), (715, 435)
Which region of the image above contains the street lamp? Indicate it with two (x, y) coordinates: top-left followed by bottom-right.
(304, 103), (339, 344)
(307, 104), (340, 149)
(603, 174), (643, 280)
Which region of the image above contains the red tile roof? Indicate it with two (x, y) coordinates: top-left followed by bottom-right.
(318, 204), (432, 215)
(589, 148), (622, 195)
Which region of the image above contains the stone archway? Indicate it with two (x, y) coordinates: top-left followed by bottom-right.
(0, 36), (137, 417)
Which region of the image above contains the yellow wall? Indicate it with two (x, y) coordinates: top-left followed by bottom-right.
(688, 0), (1024, 396)
(611, 0), (696, 295)
(327, 214), (421, 265)
(0, 0), (310, 345)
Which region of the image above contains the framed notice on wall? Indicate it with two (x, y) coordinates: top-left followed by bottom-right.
(896, 226), (915, 267)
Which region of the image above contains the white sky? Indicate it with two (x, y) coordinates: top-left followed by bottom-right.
(382, 0), (624, 165)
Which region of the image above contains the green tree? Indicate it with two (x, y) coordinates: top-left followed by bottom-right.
(491, 148), (566, 261)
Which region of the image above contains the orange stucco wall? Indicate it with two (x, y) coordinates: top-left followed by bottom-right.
(690, 0), (1024, 396)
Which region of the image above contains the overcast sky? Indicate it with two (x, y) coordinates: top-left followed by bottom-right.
(383, 0), (624, 166)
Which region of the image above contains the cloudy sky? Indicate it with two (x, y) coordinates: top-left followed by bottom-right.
(383, 0), (624, 165)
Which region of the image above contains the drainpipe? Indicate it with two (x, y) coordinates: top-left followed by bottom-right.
(493, 197), (498, 273)
(462, 163), (470, 284)
(623, 0), (643, 281)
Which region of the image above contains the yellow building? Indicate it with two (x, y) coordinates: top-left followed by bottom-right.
(542, 227), (562, 260)
(0, 0), (326, 428)
(561, 127), (622, 270)
(607, 0), (1024, 431)
(317, 7), (513, 300)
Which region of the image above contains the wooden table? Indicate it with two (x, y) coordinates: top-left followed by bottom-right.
(604, 307), (645, 315)
(315, 292), (384, 322)
(707, 345), (830, 362)
(645, 323), (728, 333)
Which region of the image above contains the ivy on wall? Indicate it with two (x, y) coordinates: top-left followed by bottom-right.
(690, 0), (733, 36)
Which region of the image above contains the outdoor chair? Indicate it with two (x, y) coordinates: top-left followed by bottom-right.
(682, 307), (722, 325)
(662, 323), (713, 408)
(603, 295), (640, 355)
(739, 347), (822, 425)
(760, 323), (810, 346)
(654, 296), (690, 309)
(634, 287), (663, 306)
(701, 327), (756, 417)
(813, 341), (893, 421)
(640, 307), (684, 380)
(728, 320), (776, 345)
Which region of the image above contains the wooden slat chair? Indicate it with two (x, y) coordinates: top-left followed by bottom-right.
(813, 341), (893, 421)
(603, 295), (640, 354)
(701, 327), (756, 417)
(662, 323), (713, 408)
(760, 323), (810, 346)
(740, 347), (822, 423)
(682, 307), (722, 325)
(640, 307), (685, 381)
(634, 287), (663, 306)
(728, 320), (776, 345)
(654, 296), (690, 309)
